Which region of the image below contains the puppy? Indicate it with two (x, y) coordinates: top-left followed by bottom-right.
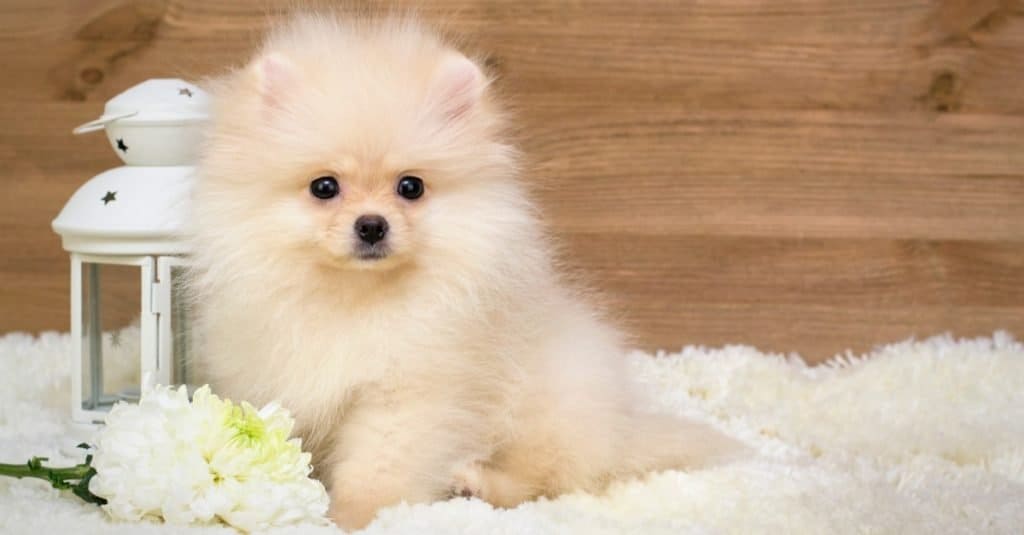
(188, 13), (744, 531)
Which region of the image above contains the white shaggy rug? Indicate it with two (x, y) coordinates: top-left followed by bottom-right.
(2, 330), (1023, 534)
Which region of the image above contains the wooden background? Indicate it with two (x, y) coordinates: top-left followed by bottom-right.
(1, 0), (1022, 363)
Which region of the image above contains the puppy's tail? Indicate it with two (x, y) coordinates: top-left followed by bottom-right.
(616, 411), (749, 478)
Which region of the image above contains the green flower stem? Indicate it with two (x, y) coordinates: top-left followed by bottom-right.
(0, 455), (107, 505)
(0, 458), (91, 481)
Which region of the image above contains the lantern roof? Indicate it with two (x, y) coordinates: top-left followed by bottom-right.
(72, 78), (211, 167)
(55, 78), (207, 254)
(73, 79), (210, 133)
(52, 166), (194, 256)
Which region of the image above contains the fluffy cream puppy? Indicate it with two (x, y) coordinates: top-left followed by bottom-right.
(189, 13), (744, 531)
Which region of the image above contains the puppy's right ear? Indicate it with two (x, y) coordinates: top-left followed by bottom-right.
(427, 52), (485, 123)
(250, 52), (295, 109)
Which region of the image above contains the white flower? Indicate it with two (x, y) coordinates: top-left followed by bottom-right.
(88, 384), (330, 532)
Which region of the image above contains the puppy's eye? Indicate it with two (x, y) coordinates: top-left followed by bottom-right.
(310, 176), (340, 200)
(396, 176), (424, 200)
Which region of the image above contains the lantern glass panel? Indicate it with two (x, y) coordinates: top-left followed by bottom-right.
(79, 261), (142, 412)
(169, 264), (192, 386)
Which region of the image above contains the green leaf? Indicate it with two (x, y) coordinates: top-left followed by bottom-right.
(73, 468), (107, 505)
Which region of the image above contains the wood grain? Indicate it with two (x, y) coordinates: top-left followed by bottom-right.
(521, 108), (1024, 240)
(559, 233), (1024, 359)
(4, 1), (1024, 113)
(563, 235), (1024, 307)
(0, 0), (1022, 362)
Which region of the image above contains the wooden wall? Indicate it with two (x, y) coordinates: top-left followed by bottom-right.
(1, 0), (1022, 362)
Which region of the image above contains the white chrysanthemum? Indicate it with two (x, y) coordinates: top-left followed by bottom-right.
(88, 384), (330, 532)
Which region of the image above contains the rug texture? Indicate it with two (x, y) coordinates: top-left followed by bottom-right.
(1, 330), (1023, 534)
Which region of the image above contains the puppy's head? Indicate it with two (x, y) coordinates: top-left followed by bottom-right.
(195, 16), (520, 278)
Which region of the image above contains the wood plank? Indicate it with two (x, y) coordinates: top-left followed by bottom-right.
(559, 233), (1024, 360)
(494, 41), (1024, 113)
(28, 37), (1017, 113)
(518, 108), (1024, 239)
(0, 281), (71, 333)
(520, 108), (1024, 179)
(2, 1), (1024, 113)
(561, 234), (1024, 308)
(537, 171), (1024, 241)
(11, 0), (1015, 47)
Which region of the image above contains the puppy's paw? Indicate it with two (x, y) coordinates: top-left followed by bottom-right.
(448, 460), (486, 500)
(329, 499), (378, 532)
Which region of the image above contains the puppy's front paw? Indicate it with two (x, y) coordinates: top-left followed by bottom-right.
(329, 494), (379, 532)
(448, 460), (485, 500)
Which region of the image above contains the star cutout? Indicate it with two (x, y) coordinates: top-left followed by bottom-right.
(179, 87), (193, 98)
(116, 138), (128, 152)
(102, 191), (117, 205)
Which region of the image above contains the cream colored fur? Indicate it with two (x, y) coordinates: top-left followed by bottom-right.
(188, 14), (743, 531)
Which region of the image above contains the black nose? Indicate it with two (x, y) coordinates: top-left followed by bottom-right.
(354, 214), (389, 244)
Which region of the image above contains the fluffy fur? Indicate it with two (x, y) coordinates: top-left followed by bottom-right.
(5, 331), (1024, 534)
(188, 14), (743, 531)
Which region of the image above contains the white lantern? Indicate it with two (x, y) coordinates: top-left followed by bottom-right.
(52, 79), (208, 425)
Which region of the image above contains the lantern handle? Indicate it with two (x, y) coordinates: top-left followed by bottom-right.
(72, 111), (139, 135)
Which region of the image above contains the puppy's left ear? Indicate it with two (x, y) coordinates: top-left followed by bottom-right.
(428, 52), (485, 122)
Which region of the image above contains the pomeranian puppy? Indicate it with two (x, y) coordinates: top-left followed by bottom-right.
(189, 13), (744, 531)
